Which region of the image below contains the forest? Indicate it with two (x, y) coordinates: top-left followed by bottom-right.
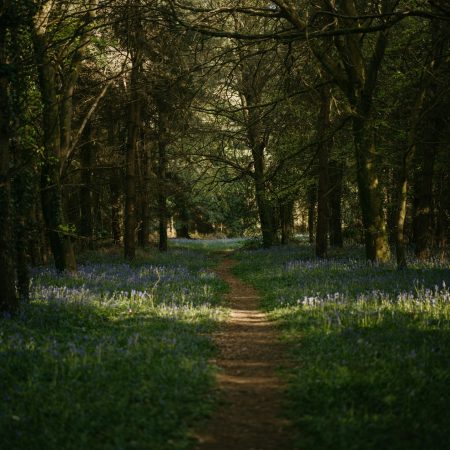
(1, 1), (450, 449)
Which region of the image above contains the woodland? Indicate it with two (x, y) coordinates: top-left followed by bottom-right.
(1, 2), (450, 449)
(1, 0), (450, 312)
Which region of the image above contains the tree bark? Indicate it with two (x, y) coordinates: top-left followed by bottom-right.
(124, 56), (141, 260)
(307, 185), (316, 244)
(309, 2), (391, 262)
(110, 170), (122, 245)
(315, 83), (332, 258)
(329, 160), (343, 247)
(175, 192), (191, 239)
(435, 169), (449, 261)
(414, 141), (437, 259)
(280, 200), (294, 245)
(33, 5), (76, 272)
(394, 155), (408, 269)
(157, 119), (168, 252)
(412, 14), (449, 260)
(80, 123), (95, 249)
(393, 88), (426, 269)
(0, 27), (18, 313)
(353, 116), (390, 262)
(252, 143), (274, 248)
(138, 135), (151, 247)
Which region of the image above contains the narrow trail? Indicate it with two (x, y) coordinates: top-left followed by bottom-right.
(194, 255), (292, 450)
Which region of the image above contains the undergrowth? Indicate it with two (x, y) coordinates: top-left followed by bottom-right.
(234, 245), (450, 450)
(0, 245), (227, 450)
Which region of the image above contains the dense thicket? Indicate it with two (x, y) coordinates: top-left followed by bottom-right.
(1, 0), (449, 312)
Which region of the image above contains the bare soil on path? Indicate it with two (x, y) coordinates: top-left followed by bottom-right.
(194, 254), (292, 450)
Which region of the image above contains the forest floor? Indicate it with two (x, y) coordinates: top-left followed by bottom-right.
(193, 253), (292, 450)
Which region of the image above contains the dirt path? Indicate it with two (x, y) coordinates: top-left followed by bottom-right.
(194, 255), (292, 450)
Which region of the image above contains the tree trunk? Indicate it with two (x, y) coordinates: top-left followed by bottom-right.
(39, 99), (76, 270)
(0, 172), (17, 313)
(252, 143), (274, 248)
(393, 86), (426, 268)
(307, 185), (316, 244)
(435, 169), (449, 261)
(157, 136), (168, 252)
(124, 57), (141, 260)
(412, 15), (449, 260)
(394, 154), (408, 269)
(414, 143), (437, 259)
(29, 203), (44, 266)
(311, 5), (390, 261)
(280, 201), (294, 245)
(80, 123), (95, 249)
(175, 194), (191, 239)
(110, 170), (122, 245)
(11, 139), (33, 301)
(329, 160), (343, 247)
(33, 14), (76, 272)
(138, 135), (150, 247)
(353, 116), (390, 262)
(0, 30), (18, 312)
(315, 83), (332, 258)
(386, 171), (397, 245)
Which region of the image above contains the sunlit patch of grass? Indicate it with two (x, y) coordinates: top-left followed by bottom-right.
(234, 245), (450, 450)
(169, 237), (248, 252)
(0, 247), (228, 450)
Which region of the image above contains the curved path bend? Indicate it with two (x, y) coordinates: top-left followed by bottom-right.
(194, 255), (292, 450)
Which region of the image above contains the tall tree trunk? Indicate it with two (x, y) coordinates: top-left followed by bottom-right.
(414, 142), (437, 259)
(412, 14), (449, 260)
(353, 116), (390, 262)
(176, 203), (191, 239)
(395, 153), (409, 269)
(29, 203), (44, 266)
(124, 57), (141, 260)
(0, 28), (18, 312)
(394, 87), (426, 268)
(239, 54), (274, 248)
(329, 160), (343, 247)
(252, 143), (274, 248)
(310, 3), (391, 261)
(80, 123), (95, 249)
(33, 9), (76, 272)
(386, 170), (397, 245)
(138, 135), (150, 247)
(315, 83), (332, 258)
(11, 139), (33, 301)
(110, 170), (122, 245)
(157, 126), (168, 252)
(0, 164), (17, 313)
(307, 184), (316, 244)
(280, 200), (294, 245)
(9, 21), (34, 302)
(435, 169), (449, 261)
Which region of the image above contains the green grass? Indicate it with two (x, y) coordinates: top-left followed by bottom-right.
(0, 246), (228, 450)
(169, 237), (248, 252)
(4, 239), (449, 449)
(234, 245), (450, 450)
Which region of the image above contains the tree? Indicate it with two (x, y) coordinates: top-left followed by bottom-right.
(0, 7), (18, 313)
(315, 81), (332, 258)
(32, 0), (102, 271)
